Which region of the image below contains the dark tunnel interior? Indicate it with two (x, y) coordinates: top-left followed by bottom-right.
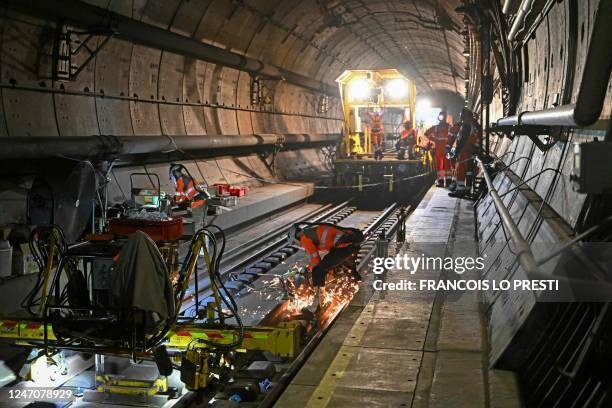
(0, 0), (610, 406)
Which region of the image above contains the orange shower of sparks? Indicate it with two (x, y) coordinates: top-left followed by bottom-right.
(286, 284), (316, 315)
(285, 267), (360, 316)
(322, 274), (360, 308)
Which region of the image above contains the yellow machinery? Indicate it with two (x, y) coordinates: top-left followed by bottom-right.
(0, 225), (302, 401)
(336, 69), (416, 158)
(334, 69), (433, 201)
(0, 319), (301, 393)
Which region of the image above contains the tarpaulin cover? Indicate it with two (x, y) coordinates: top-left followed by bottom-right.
(111, 231), (175, 328)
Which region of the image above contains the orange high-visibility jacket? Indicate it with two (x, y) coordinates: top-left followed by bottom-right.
(299, 224), (355, 270)
(368, 112), (384, 147)
(400, 128), (417, 144)
(175, 176), (205, 208)
(453, 123), (479, 157)
(425, 123), (451, 149)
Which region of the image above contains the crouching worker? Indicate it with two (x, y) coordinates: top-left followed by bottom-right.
(396, 121), (417, 160)
(288, 223), (364, 288)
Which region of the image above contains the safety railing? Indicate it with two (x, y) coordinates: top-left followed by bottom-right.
(475, 157), (541, 278)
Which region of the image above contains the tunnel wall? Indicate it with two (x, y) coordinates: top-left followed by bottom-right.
(0, 3), (348, 138)
(105, 148), (332, 207)
(475, 0), (611, 403)
(0, 0), (370, 226)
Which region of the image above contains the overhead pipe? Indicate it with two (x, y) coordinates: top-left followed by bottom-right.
(498, 0), (612, 128)
(0, 133), (340, 160)
(3, 0), (339, 97)
(496, 115), (519, 127)
(507, 0), (536, 42)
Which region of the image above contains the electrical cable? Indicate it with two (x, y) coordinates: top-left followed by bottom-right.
(149, 225), (244, 351)
(216, 165), (432, 189)
(198, 226), (244, 350)
(111, 170), (129, 202)
(163, 134), (210, 187)
(21, 226), (69, 316)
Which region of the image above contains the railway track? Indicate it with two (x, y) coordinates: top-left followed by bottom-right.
(180, 201), (357, 314)
(6, 201), (411, 407)
(174, 202), (412, 407)
(259, 202), (408, 407)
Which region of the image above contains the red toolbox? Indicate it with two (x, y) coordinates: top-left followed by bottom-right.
(213, 183), (231, 196)
(229, 186), (248, 197)
(109, 217), (184, 241)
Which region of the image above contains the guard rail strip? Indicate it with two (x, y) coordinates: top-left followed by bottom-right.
(475, 157), (540, 277)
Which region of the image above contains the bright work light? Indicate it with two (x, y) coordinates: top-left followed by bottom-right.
(416, 99), (431, 110)
(348, 78), (371, 101)
(385, 78), (408, 99)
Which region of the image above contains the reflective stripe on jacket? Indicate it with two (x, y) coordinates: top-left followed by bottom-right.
(425, 123), (450, 148)
(300, 225), (357, 269)
(174, 176), (205, 208)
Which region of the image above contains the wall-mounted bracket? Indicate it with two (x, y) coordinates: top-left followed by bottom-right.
(317, 94), (330, 114)
(51, 24), (114, 81)
(249, 73), (262, 106)
(491, 124), (564, 152)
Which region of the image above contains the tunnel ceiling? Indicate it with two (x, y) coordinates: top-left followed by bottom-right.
(0, 0), (468, 140)
(86, 0), (466, 96)
(312, 0), (466, 94)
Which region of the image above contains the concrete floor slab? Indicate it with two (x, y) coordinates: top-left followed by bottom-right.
(488, 369), (523, 408)
(333, 346), (421, 393)
(326, 387), (413, 407)
(358, 318), (427, 350)
(373, 300), (433, 319)
(428, 351), (486, 408)
(274, 384), (316, 407)
(291, 306), (363, 386)
(275, 187), (522, 407)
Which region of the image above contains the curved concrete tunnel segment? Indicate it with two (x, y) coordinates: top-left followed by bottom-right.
(3, 0), (339, 96)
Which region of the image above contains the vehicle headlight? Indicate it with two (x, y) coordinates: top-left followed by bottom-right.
(385, 79), (408, 99)
(348, 79), (371, 101)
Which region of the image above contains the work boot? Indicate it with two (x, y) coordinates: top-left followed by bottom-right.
(448, 187), (471, 199)
(448, 181), (457, 191)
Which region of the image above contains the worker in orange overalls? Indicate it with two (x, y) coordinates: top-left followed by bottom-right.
(169, 163), (208, 209)
(425, 111), (453, 186)
(369, 111), (384, 160)
(448, 108), (480, 198)
(288, 223), (364, 287)
(446, 121), (463, 190)
(396, 120), (417, 159)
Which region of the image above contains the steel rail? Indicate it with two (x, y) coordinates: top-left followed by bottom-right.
(258, 203), (409, 407)
(181, 201), (356, 312)
(219, 202), (353, 275)
(218, 204), (335, 268)
(358, 206), (404, 271)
